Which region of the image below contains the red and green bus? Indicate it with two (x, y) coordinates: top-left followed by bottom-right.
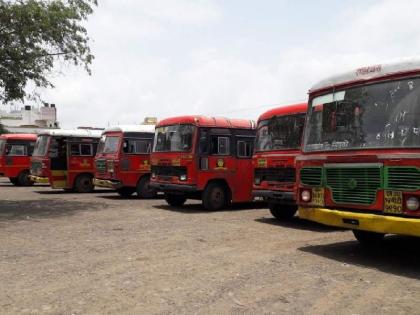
(0, 133), (37, 186)
(297, 58), (420, 244)
(150, 116), (256, 210)
(253, 103), (307, 219)
(93, 125), (156, 198)
(30, 129), (101, 192)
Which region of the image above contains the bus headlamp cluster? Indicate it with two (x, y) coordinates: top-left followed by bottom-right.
(254, 177), (261, 185)
(301, 190), (311, 202)
(406, 197), (419, 211)
(179, 174), (187, 181)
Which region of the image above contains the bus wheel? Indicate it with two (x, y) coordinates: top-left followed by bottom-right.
(117, 187), (135, 197)
(136, 177), (157, 199)
(203, 182), (228, 211)
(17, 170), (34, 186)
(164, 193), (186, 207)
(74, 174), (94, 193)
(352, 230), (385, 246)
(9, 177), (19, 186)
(268, 204), (297, 220)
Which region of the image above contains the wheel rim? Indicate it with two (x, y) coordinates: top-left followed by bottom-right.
(210, 187), (224, 208)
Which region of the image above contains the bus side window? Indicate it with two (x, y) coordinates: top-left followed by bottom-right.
(237, 140), (253, 158)
(199, 130), (209, 155)
(80, 144), (92, 156)
(28, 143), (35, 156)
(211, 136), (230, 155)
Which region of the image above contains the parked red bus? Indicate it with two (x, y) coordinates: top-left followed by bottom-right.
(297, 57), (420, 244)
(93, 125), (156, 198)
(0, 133), (37, 186)
(30, 129), (101, 192)
(149, 116), (256, 210)
(252, 103), (307, 219)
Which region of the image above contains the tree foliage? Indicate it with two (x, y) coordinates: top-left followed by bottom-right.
(0, 122), (7, 133)
(0, 0), (97, 103)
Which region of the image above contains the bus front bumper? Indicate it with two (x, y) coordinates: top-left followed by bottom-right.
(93, 178), (122, 189)
(29, 175), (49, 184)
(149, 182), (197, 193)
(298, 207), (420, 237)
(252, 190), (295, 204)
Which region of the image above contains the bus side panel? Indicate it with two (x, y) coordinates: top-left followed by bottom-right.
(232, 158), (254, 202)
(3, 155), (31, 178)
(120, 154), (151, 187)
(67, 156), (95, 188)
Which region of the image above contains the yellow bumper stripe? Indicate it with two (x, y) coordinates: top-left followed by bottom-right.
(298, 207), (420, 237)
(29, 175), (49, 184)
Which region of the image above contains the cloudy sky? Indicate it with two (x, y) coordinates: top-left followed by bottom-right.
(24, 0), (420, 127)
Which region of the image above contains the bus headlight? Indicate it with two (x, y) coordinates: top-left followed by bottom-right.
(254, 177), (261, 185)
(406, 197), (419, 211)
(151, 172), (156, 179)
(301, 190), (311, 202)
(179, 174), (187, 181)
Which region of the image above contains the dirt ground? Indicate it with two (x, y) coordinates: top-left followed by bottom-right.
(0, 177), (419, 315)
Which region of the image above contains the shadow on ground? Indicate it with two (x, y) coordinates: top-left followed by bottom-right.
(255, 216), (346, 233)
(154, 201), (267, 213)
(34, 189), (112, 195)
(99, 195), (165, 200)
(0, 199), (108, 222)
(299, 235), (420, 280)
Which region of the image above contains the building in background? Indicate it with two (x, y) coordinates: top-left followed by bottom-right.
(0, 104), (59, 133)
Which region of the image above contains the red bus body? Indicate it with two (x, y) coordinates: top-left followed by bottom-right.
(297, 58), (420, 242)
(93, 125), (156, 198)
(30, 129), (101, 192)
(252, 103), (307, 219)
(0, 133), (37, 186)
(149, 116), (256, 210)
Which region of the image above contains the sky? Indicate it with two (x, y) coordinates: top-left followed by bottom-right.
(19, 0), (420, 128)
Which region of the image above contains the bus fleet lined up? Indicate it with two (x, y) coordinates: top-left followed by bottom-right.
(2, 57), (420, 244)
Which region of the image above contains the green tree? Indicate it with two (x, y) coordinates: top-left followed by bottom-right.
(0, 122), (7, 134)
(0, 0), (97, 103)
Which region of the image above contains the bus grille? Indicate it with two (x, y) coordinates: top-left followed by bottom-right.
(254, 167), (295, 183)
(300, 167), (322, 186)
(325, 166), (381, 205)
(95, 159), (106, 174)
(152, 166), (187, 178)
(386, 167), (420, 191)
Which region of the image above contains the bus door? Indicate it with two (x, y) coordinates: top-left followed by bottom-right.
(68, 139), (96, 187)
(49, 137), (68, 188)
(121, 134), (153, 184)
(234, 134), (254, 201)
(207, 128), (236, 179)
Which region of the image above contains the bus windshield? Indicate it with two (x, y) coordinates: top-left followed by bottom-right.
(304, 77), (420, 152)
(33, 135), (50, 156)
(97, 135), (120, 154)
(0, 139), (5, 155)
(255, 113), (305, 151)
(153, 124), (196, 152)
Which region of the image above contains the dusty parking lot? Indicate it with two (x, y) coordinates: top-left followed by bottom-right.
(0, 178), (419, 315)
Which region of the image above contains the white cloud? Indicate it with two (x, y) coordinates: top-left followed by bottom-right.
(37, 0), (420, 127)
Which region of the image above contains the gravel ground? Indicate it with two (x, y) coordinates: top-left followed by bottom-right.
(0, 177), (419, 315)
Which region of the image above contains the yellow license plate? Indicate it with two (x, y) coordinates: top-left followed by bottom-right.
(311, 187), (324, 207)
(384, 190), (403, 214)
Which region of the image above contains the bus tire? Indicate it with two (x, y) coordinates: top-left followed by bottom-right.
(74, 174), (94, 193)
(9, 177), (19, 185)
(117, 186), (135, 197)
(202, 182), (228, 211)
(352, 230), (384, 245)
(136, 176), (157, 199)
(17, 170), (34, 186)
(164, 193), (187, 207)
(268, 204), (297, 220)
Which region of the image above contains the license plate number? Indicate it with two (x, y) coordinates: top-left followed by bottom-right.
(311, 187), (324, 207)
(384, 190), (403, 214)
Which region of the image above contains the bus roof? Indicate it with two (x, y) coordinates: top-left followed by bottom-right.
(0, 133), (38, 141)
(258, 103), (307, 122)
(310, 56), (420, 94)
(103, 124), (155, 134)
(38, 129), (102, 138)
(157, 116), (256, 129)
